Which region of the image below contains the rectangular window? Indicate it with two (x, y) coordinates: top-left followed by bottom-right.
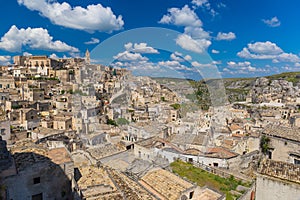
(267, 151), (272, 159)
(33, 177), (40, 184)
(32, 193), (43, 200)
(295, 159), (300, 165)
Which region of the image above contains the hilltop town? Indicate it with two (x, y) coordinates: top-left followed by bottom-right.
(0, 52), (300, 200)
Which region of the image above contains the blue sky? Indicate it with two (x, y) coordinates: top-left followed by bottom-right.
(1, 0), (300, 79)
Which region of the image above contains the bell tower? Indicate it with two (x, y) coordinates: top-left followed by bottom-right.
(85, 49), (90, 65)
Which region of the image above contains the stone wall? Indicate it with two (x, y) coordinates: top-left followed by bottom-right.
(268, 136), (300, 164)
(233, 137), (260, 155)
(228, 150), (260, 171)
(4, 161), (72, 200)
(0, 120), (11, 141)
(255, 174), (300, 200)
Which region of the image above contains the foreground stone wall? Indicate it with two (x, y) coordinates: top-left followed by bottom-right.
(4, 161), (72, 200)
(256, 174), (300, 200)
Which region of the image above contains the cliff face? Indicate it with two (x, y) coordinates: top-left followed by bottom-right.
(192, 72), (300, 105)
(224, 79), (253, 103)
(192, 78), (253, 106)
(251, 77), (300, 104)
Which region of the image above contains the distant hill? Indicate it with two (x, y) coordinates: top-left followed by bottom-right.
(152, 72), (300, 109)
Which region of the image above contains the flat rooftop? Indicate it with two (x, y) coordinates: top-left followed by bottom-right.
(87, 143), (122, 160)
(140, 168), (194, 200)
(258, 159), (300, 184)
(32, 127), (64, 136)
(194, 187), (223, 200)
(11, 141), (72, 171)
(47, 147), (72, 165)
(77, 166), (118, 198)
(263, 125), (300, 142)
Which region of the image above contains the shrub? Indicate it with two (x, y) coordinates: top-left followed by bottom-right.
(107, 119), (117, 126)
(170, 103), (181, 110)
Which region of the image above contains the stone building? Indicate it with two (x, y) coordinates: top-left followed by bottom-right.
(290, 114), (300, 127)
(30, 127), (64, 140)
(0, 75), (15, 90)
(262, 125), (300, 164)
(139, 168), (196, 200)
(134, 137), (238, 168)
(13, 55), (27, 66)
(0, 136), (14, 178)
(0, 119), (11, 141)
(8, 108), (40, 130)
(48, 69), (72, 82)
(1, 145), (74, 200)
(14, 55), (64, 76)
(54, 95), (72, 112)
(227, 124), (244, 136)
(127, 122), (166, 141)
(53, 113), (73, 130)
(24, 88), (45, 102)
(256, 159), (300, 200)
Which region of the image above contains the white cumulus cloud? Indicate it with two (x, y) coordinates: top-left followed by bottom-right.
(212, 49), (219, 54)
(216, 32), (236, 41)
(176, 34), (211, 54)
(191, 61), (217, 68)
(111, 60), (165, 77)
(49, 53), (59, 59)
(247, 41), (283, 55)
(237, 41), (300, 63)
(192, 0), (209, 7)
(0, 25), (79, 53)
(113, 51), (148, 62)
(224, 61), (265, 74)
(191, 0), (217, 16)
(23, 52), (32, 56)
(184, 55), (192, 61)
(85, 38), (100, 45)
(262, 17), (281, 27)
(17, 0), (124, 33)
(0, 56), (11, 65)
(170, 52), (184, 62)
(125, 42), (159, 54)
(170, 52), (192, 62)
(294, 63), (300, 67)
(159, 5), (202, 27)
(158, 60), (192, 71)
(227, 61), (251, 68)
(160, 5), (211, 54)
(175, 26), (211, 53)
(276, 53), (300, 63)
(184, 26), (210, 40)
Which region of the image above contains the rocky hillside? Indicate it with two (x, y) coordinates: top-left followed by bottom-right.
(251, 77), (300, 104)
(155, 72), (300, 109)
(201, 72), (300, 106)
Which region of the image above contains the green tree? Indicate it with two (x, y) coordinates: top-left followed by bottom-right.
(170, 103), (181, 110)
(116, 118), (129, 125)
(107, 119), (117, 126)
(260, 135), (270, 154)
